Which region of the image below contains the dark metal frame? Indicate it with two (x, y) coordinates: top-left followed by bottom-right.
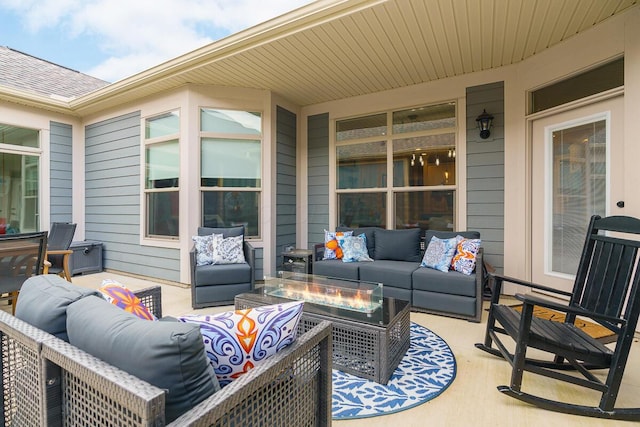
(476, 215), (640, 420)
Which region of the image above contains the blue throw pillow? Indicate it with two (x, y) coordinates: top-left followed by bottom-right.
(421, 236), (460, 272)
(340, 234), (373, 262)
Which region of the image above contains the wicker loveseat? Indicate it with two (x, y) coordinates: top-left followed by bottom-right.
(0, 275), (332, 426)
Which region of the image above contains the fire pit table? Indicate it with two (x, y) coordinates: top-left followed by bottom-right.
(235, 272), (410, 384)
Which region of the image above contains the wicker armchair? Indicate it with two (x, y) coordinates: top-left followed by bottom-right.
(0, 284), (332, 426)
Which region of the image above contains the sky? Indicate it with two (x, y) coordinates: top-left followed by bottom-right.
(0, 0), (313, 83)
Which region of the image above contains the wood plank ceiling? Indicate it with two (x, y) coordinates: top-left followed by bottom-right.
(73, 0), (637, 114)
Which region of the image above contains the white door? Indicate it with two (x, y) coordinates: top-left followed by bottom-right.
(531, 96), (624, 294)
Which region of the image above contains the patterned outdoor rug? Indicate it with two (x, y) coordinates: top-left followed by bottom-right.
(332, 322), (456, 419)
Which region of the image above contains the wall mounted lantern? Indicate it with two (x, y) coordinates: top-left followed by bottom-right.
(475, 109), (494, 139)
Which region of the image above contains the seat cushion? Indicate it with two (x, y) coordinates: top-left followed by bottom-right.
(358, 260), (419, 290)
(412, 266), (477, 297)
(67, 296), (219, 422)
(373, 228), (421, 262)
(313, 259), (360, 281)
(195, 262), (252, 286)
(15, 274), (100, 341)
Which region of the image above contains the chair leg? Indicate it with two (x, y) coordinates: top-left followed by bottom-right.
(475, 276), (504, 356)
(62, 253), (72, 282)
(10, 291), (18, 315)
(509, 302), (535, 392)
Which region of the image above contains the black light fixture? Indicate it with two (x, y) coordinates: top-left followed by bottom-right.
(476, 109), (494, 139)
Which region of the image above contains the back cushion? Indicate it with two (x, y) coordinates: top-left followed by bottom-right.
(198, 226), (244, 238)
(373, 228), (422, 262)
(425, 230), (480, 242)
(67, 296), (219, 422)
(15, 274), (100, 341)
(337, 226), (380, 258)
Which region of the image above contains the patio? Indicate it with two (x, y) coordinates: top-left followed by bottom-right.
(58, 271), (640, 427)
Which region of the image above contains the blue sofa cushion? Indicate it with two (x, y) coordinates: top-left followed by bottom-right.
(412, 266), (477, 297)
(15, 274), (100, 342)
(198, 225), (244, 238)
(195, 262), (252, 286)
(373, 228), (421, 262)
(313, 259), (360, 281)
(359, 260), (418, 290)
(425, 230), (480, 242)
(67, 296), (219, 422)
(337, 226), (381, 258)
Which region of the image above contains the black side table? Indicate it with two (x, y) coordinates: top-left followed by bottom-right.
(281, 249), (313, 274)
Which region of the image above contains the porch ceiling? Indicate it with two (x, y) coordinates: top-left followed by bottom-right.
(65, 0), (637, 115)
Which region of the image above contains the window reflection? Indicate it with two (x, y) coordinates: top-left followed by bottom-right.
(338, 193), (386, 228)
(395, 191), (454, 232)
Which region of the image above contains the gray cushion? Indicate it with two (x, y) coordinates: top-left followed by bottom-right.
(15, 274), (100, 342)
(425, 230), (480, 243)
(198, 226), (244, 238)
(66, 296), (219, 422)
(337, 226), (381, 258)
(373, 228), (421, 262)
(313, 259), (360, 281)
(358, 260), (419, 290)
(412, 266), (477, 297)
(195, 262), (252, 286)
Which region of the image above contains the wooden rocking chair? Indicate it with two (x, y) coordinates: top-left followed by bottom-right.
(476, 215), (640, 420)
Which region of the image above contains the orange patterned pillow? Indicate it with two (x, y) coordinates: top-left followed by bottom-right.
(323, 230), (353, 259)
(451, 238), (481, 275)
(99, 280), (157, 320)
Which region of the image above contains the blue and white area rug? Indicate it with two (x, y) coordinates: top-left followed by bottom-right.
(332, 322), (456, 419)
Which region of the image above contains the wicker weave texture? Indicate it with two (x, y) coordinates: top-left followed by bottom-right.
(168, 320), (332, 427)
(135, 286), (163, 319)
(236, 294), (410, 384)
(42, 338), (166, 427)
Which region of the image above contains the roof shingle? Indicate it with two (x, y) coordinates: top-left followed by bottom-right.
(0, 46), (109, 99)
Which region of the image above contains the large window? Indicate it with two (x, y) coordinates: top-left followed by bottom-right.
(0, 124), (40, 234)
(144, 111), (180, 238)
(200, 108), (262, 238)
(335, 102), (456, 231)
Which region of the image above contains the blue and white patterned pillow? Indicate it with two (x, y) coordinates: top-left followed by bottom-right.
(341, 234), (373, 262)
(179, 301), (304, 386)
(211, 234), (245, 264)
(421, 236), (460, 272)
(192, 234), (215, 266)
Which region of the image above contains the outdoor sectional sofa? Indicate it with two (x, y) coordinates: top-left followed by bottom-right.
(0, 274), (332, 426)
(314, 227), (484, 322)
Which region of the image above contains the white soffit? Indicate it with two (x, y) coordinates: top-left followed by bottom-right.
(71, 0), (637, 115)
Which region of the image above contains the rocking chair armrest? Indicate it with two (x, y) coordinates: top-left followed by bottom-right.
(516, 293), (626, 327)
(46, 249), (73, 256)
(491, 273), (574, 297)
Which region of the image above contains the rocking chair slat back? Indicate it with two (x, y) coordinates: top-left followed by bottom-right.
(572, 216), (640, 331)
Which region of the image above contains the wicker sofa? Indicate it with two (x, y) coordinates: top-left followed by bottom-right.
(314, 227), (484, 322)
(0, 275), (332, 426)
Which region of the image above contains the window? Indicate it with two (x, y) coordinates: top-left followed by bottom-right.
(0, 124), (40, 233)
(200, 108), (262, 238)
(144, 111), (179, 238)
(530, 58), (624, 114)
(335, 102), (456, 232)
(551, 119), (606, 275)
